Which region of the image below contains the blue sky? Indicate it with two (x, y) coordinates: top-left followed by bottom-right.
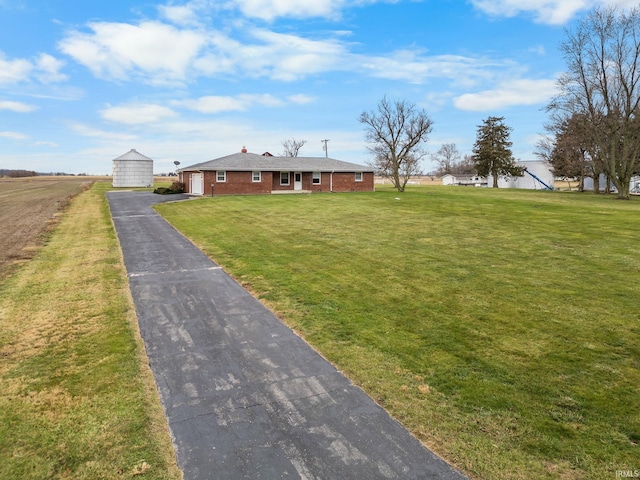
(0, 0), (635, 174)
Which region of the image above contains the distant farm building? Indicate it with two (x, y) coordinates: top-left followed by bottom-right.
(491, 161), (554, 190)
(178, 148), (374, 195)
(584, 173), (640, 193)
(112, 149), (154, 188)
(441, 174), (487, 187)
(443, 161), (554, 190)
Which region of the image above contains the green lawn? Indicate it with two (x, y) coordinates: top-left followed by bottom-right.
(0, 182), (180, 480)
(156, 186), (639, 480)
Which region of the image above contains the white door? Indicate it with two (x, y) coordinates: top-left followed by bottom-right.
(191, 173), (204, 195)
(294, 172), (302, 191)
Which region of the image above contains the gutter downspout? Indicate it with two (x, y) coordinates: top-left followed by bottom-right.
(330, 170), (334, 192)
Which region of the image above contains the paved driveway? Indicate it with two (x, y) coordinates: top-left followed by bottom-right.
(107, 191), (468, 480)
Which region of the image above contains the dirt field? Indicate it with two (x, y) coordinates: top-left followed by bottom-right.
(0, 176), (105, 279)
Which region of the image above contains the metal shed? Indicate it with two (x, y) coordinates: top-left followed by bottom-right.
(112, 149), (154, 188)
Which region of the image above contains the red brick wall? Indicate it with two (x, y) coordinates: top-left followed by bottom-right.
(183, 171), (272, 195)
(212, 171), (273, 195)
(329, 172), (374, 192)
(182, 170), (374, 194)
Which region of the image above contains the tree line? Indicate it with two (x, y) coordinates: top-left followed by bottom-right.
(0, 169), (39, 178)
(359, 6), (640, 197)
(538, 6), (640, 199)
(359, 98), (521, 192)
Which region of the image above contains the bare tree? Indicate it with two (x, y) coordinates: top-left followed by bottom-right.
(431, 143), (461, 175)
(281, 138), (307, 157)
(359, 96), (433, 192)
(454, 155), (477, 175)
(549, 6), (640, 199)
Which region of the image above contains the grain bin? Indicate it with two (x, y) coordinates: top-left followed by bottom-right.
(112, 149), (154, 187)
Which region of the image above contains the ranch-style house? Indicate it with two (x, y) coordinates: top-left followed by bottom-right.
(178, 148), (375, 195)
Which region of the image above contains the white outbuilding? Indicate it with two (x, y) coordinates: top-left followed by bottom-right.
(112, 149), (154, 187)
(489, 160), (554, 190)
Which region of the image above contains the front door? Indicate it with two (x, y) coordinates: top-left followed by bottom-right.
(294, 172), (302, 191)
(191, 173), (204, 195)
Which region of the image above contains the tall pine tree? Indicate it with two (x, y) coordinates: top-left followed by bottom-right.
(472, 116), (522, 188)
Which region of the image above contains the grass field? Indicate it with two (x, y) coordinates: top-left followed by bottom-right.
(155, 186), (640, 480)
(0, 181), (180, 480)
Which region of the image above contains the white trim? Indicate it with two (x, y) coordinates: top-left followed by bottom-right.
(312, 171), (321, 185)
(355, 171), (363, 182)
(280, 171), (290, 185)
(252, 171), (261, 182)
(217, 171), (226, 182)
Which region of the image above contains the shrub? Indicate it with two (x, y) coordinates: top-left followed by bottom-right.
(154, 181), (185, 195)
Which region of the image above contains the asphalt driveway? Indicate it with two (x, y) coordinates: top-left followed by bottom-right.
(107, 190), (468, 480)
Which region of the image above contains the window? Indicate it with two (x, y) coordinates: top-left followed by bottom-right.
(355, 172), (363, 182)
(252, 171), (261, 182)
(280, 171), (290, 185)
(312, 172), (321, 185)
(217, 171), (226, 182)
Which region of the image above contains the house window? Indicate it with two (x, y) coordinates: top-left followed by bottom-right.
(355, 172), (363, 182)
(280, 171), (290, 185)
(217, 171), (226, 182)
(312, 172), (321, 184)
(252, 171), (261, 182)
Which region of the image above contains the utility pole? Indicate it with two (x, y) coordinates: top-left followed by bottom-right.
(321, 139), (330, 158)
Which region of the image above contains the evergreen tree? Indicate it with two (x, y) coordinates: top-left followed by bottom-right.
(472, 116), (522, 188)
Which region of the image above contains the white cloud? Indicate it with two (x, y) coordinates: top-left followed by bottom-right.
(35, 53), (67, 83)
(222, 28), (350, 81)
(454, 78), (558, 111)
(233, 0), (344, 21)
(58, 21), (207, 85)
(58, 18), (356, 83)
(0, 51), (67, 85)
(240, 93), (284, 107)
(181, 95), (248, 113)
(158, 4), (201, 25)
(288, 94), (315, 104)
(157, 0), (393, 23)
(0, 53), (34, 84)
(57, 12), (529, 88)
(0, 100), (37, 112)
(70, 122), (138, 141)
(0, 131), (29, 140)
(362, 50), (507, 86)
(100, 103), (178, 124)
(178, 93), (310, 113)
(471, 0), (640, 25)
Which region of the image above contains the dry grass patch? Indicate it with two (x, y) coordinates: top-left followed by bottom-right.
(0, 182), (180, 480)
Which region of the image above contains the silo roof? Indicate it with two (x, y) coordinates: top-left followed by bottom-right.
(113, 149), (153, 161)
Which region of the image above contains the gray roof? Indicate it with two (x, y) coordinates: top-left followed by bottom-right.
(113, 149), (153, 162)
(180, 152), (373, 173)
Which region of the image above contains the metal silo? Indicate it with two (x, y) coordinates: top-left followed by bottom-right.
(112, 149), (154, 187)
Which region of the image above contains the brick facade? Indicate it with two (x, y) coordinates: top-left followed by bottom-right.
(182, 170), (374, 195)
